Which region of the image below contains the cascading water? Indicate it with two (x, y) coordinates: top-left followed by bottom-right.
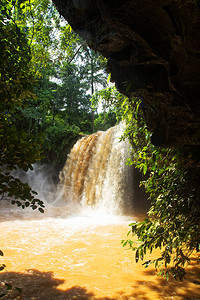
(0, 125), (199, 299)
(0, 124), (134, 218)
(58, 124), (134, 215)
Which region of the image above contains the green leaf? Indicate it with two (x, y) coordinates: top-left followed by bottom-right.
(142, 260), (151, 268)
(0, 266), (5, 271)
(165, 271), (169, 281)
(143, 164), (147, 175)
(107, 73), (111, 84)
(135, 249), (139, 263)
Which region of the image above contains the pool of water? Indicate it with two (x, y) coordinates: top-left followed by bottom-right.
(0, 209), (199, 300)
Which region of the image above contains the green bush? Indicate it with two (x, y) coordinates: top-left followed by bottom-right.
(42, 122), (80, 170)
(120, 98), (200, 280)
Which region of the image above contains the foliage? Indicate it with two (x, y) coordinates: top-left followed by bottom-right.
(42, 121), (80, 170)
(0, 252), (22, 298)
(13, 0), (62, 74)
(120, 98), (200, 280)
(0, 250), (5, 273)
(1, 0), (199, 284)
(92, 85), (200, 280)
(55, 62), (92, 128)
(80, 49), (107, 93)
(91, 84), (128, 122)
(0, 0), (45, 211)
(0, 0), (108, 205)
(94, 111), (117, 132)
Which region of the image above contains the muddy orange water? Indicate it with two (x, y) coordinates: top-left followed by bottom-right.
(0, 209), (199, 300)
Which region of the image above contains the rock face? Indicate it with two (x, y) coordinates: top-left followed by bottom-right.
(53, 0), (200, 146)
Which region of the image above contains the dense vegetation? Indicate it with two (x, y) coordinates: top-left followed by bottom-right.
(0, 0), (115, 205)
(92, 86), (200, 280)
(91, 85), (200, 280)
(119, 98), (200, 280)
(0, 0), (199, 281)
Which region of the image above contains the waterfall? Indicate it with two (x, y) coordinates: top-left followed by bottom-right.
(59, 124), (134, 215)
(0, 124), (136, 218)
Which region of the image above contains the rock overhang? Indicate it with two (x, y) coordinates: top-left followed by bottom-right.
(53, 0), (200, 146)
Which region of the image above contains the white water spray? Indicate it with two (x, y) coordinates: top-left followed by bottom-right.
(58, 124), (134, 215)
(0, 124), (135, 218)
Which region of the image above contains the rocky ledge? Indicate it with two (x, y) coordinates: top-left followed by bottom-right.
(53, 0), (200, 146)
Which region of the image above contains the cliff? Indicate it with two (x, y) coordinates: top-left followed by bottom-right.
(53, 0), (200, 146)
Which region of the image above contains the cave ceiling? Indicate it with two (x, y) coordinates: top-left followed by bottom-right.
(53, 0), (200, 146)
